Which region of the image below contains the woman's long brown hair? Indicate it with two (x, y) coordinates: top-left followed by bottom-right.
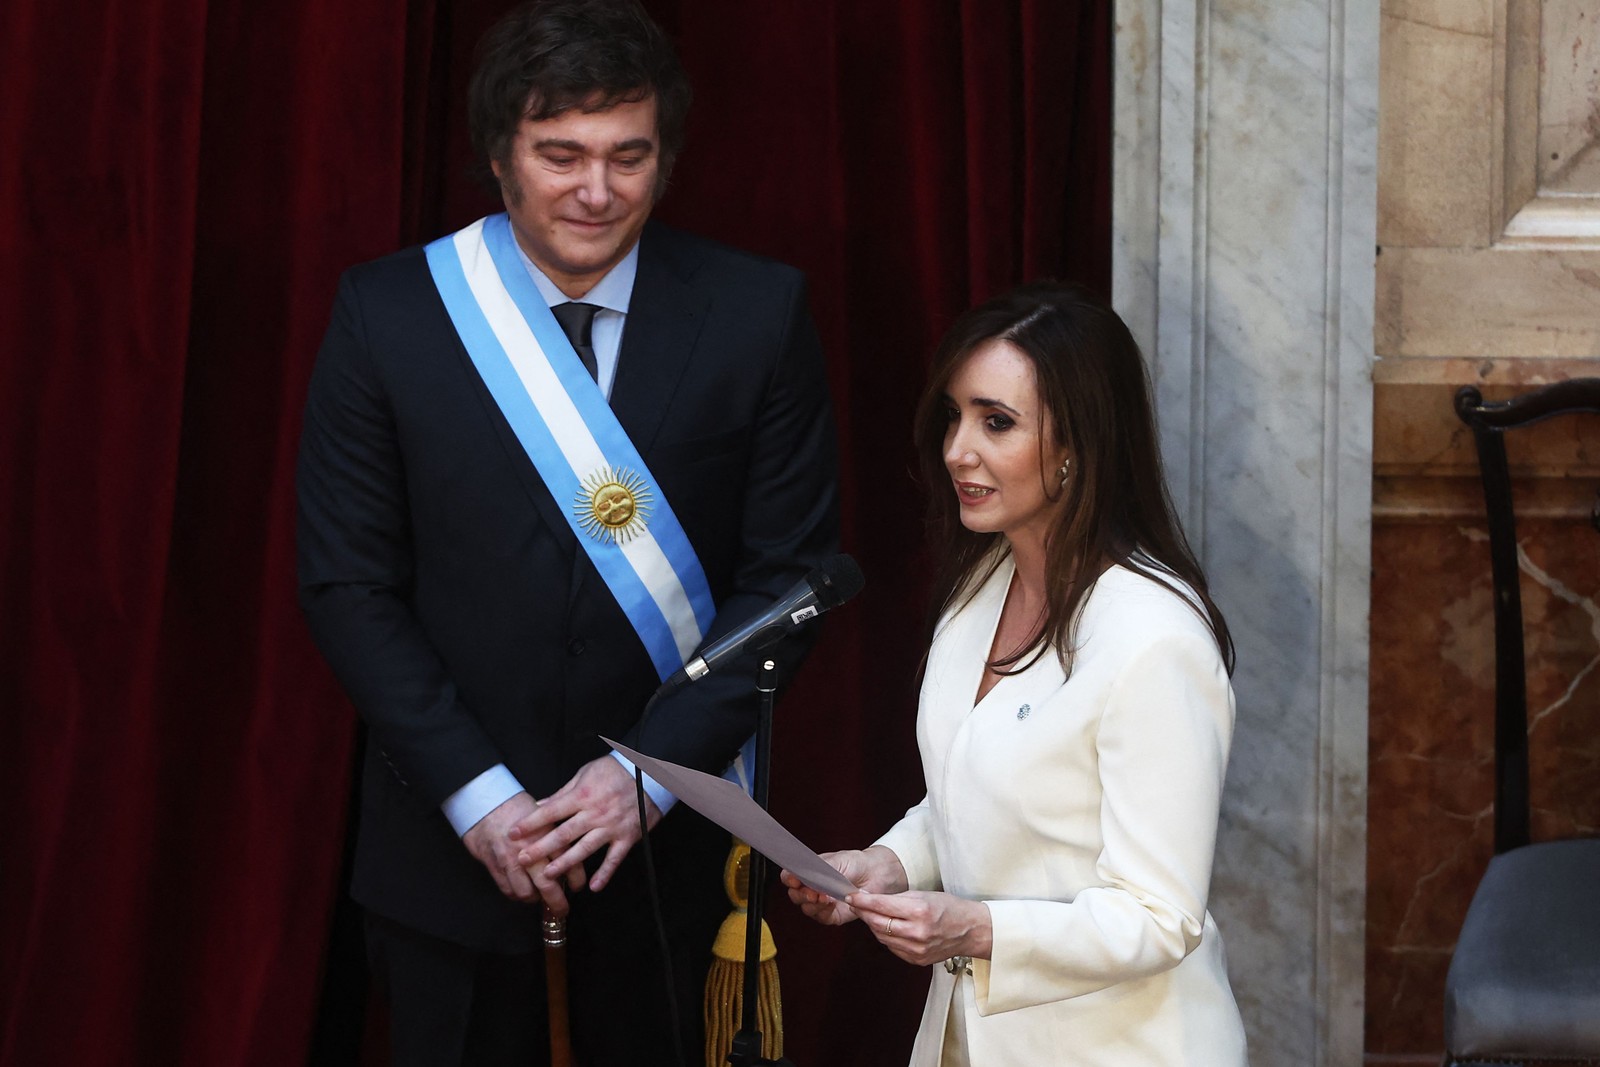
(915, 281), (1234, 675)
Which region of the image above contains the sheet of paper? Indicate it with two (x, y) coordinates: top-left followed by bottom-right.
(602, 736), (858, 900)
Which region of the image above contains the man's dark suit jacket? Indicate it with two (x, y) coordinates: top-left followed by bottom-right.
(297, 218), (839, 960)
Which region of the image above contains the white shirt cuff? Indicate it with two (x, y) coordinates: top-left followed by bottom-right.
(441, 764), (524, 836)
(609, 750), (677, 815)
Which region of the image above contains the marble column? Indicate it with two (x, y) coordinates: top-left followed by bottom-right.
(1114, 2), (1377, 1064)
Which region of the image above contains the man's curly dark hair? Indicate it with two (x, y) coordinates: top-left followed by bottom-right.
(468, 0), (692, 197)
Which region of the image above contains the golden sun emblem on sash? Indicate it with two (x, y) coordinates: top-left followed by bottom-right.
(575, 466), (653, 544)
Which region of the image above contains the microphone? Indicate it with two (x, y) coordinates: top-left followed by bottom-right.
(656, 554), (864, 696)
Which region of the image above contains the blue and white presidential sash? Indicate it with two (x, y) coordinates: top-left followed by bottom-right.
(424, 213), (715, 682)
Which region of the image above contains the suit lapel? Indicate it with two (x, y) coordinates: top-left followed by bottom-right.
(428, 275), (579, 557)
(608, 225), (709, 453)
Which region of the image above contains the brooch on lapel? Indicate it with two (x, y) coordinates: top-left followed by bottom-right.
(1016, 703), (1031, 720)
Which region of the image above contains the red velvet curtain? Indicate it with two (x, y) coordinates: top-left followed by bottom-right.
(0, 2), (1108, 1064)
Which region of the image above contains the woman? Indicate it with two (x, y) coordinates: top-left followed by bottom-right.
(783, 282), (1248, 1065)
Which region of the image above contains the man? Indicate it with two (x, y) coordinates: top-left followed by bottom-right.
(296, 2), (838, 1062)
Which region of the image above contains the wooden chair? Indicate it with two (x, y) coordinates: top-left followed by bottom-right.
(1445, 381), (1600, 1067)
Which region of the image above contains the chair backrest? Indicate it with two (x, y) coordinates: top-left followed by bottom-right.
(1454, 379), (1600, 854)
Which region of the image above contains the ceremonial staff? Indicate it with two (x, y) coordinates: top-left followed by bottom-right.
(544, 908), (574, 1067)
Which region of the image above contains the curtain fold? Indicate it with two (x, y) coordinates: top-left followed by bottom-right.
(2, 1), (209, 1062)
(0, 2), (1108, 1064)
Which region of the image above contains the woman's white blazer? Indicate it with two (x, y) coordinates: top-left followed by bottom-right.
(875, 555), (1249, 1066)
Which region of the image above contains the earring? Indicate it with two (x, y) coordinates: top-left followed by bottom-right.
(1057, 458), (1071, 487)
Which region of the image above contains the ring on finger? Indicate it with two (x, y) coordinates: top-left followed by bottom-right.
(885, 918), (895, 936)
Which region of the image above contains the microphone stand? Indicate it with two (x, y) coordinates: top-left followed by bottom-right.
(727, 659), (795, 1067)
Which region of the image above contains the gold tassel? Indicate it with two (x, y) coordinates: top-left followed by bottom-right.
(705, 840), (783, 1066)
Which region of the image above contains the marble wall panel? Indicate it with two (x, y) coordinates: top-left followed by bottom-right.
(1386, 0), (1492, 34)
(1378, 0), (1600, 364)
(1539, 0), (1600, 193)
(1377, 3), (1495, 247)
(1498, 0), (1543, 228)
(1374, 373), (1600, 474)
(1114, 0), (1377, 1062)
(1375, 246), (1600, 357)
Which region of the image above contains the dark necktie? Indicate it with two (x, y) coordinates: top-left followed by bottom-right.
(551, 302), (601, 382)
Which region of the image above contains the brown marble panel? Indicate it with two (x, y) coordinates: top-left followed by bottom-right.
(1368, 512), (1600, 1055)
(1368, 521), (1493, 1054)
(1521, 527), (1600, 840)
